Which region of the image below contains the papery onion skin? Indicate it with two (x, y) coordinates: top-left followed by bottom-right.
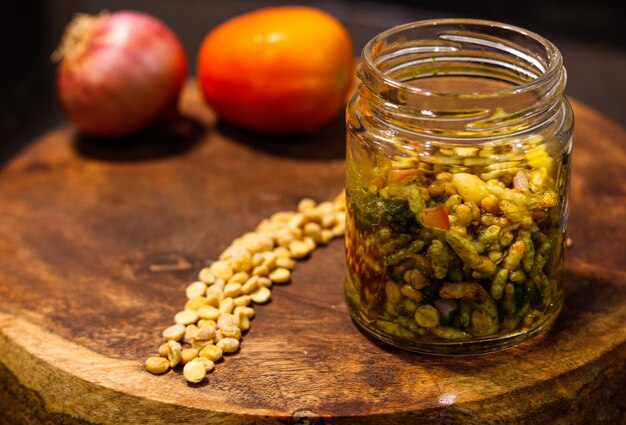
(56, 11), (187, 137)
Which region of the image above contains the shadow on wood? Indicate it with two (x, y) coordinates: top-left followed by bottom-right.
(215, 112), (346, 161)
(73, 116), (206, 162)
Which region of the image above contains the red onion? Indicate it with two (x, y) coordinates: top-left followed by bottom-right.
(54, 11), (187, 137)
(434, 299), (458, 316)
(512, 171), (530, 191)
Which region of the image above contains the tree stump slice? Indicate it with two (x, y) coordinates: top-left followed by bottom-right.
(0, 84), (625, 424)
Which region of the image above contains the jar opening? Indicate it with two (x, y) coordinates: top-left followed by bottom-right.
(362, 19), (563, 99)
(356, 19), (567, 140)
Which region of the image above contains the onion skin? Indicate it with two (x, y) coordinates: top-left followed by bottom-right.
(512, 170), (530, 191)
(56, 11), (187, 137)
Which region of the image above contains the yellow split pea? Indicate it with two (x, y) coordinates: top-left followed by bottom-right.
(147, 194), (346, 383)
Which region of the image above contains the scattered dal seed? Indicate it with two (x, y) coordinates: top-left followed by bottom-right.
(238, 316), (251, 332)
(183, 325), (198, 343)
(210, 261), (234, 281)
(183, 358), (207, 383)
(320, 229), (333, 244)
(191, 339), (213, 351)
(317, 201), (333, 214)
(180, 348), (199, 365)
(147, 195), (346, 383)
(321, 214), (335, 229)
(185, 297), (209, 311)
(289, 240), (310, 259)
(234, 306), (255, 319)
(197, 306), (220, 321)
(251, 252), (264, 267)
(288, 214), (305, 229)
(252, 264), (270, 276)
(162, 324), (185, 341)
(233, 295), (252, 306)
(205, 292), (222, 307)
(199, 344), (223, 361)
(331, 223), (344, 237)
(195, 357), (215, 373)
(303, 222), (322, 240)
(303, 236), (317, 252)
(217, 337), (240, 353)
(274, 246), (291, 258)
(224, 282), (242, 298)
(303, 208), (322, 222)
(217, 313), (236, 329)
(228, 272), (249, 284)
(251, 286), (271, 303)
(219, 297), (235, 315)
(175, 310), (199, 326)
(198, 268), (216, 284)
(232, 253), (252, 273)
(158, 343), (169, 357)
(220, 325), (242, 340)
(197, 319), (217, 329)
(262, 251), (278, 268)
(186, 281), (208, 299)
(297, 198), (316, 212)
(275, 256), (295, 270)
(146, 357), (170, 374)
(194, 325), (216, 341)
(166, 340), (182, 367)
(241, 276), (259, 294)
(234, 309), (251, 331)
(269, 267), (291, 283)
(257, 277), (272, 288)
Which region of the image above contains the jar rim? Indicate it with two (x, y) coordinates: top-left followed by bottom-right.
(361, 18), (564, 99)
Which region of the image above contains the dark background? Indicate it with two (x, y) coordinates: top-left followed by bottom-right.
(2, 0), (624, 164)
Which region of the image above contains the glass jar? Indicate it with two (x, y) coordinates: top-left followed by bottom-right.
(344, 19), (573, 355)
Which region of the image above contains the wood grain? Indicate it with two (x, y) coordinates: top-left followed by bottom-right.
(0, 83), (624, 424)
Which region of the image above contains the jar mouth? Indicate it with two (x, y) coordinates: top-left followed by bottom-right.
(357, 19), (567, 140)
(361, 18), (564, 99)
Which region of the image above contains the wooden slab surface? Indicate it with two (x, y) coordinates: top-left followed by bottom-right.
(0, 84), (625, 424)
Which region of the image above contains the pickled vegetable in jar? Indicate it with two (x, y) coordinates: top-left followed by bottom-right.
(344, 19), (573, 355)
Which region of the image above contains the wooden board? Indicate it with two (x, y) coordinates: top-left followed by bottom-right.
(0, 83), (625, 424)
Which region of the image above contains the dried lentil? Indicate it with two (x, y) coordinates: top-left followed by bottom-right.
(250, 287), (271, 304)
(223, 282), (242, 298)
(147, 195), (346, 383)
(269, 267), (291, 284)
(210, 261), (234, 281)
(199, 344), (223, 361)
(146, 357), (170, 375)
(233, 295), (252, 307)
(197, 306), (220, 321)
(183, 325), (198, 344)
(218, 297), (235, 315)
(180, 348), (199, 365)
(198, 268), (216, 284)
(183, 358), (207, 383)
(217, 337), (240, 353)
(186, 281), (208, 300)
(166, 340), (182, 368)
(162, 324), (185, 342)
(174, 310), (199, 326)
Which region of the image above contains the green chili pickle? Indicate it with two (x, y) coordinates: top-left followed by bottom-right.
(345, 19), (573, 355)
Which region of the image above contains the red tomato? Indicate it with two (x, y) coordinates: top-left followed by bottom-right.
(197, 6), (354, 134)
(420, 204), (451, 231)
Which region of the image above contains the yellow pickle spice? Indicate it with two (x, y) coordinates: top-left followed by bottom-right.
(344, 19), (573, 355)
